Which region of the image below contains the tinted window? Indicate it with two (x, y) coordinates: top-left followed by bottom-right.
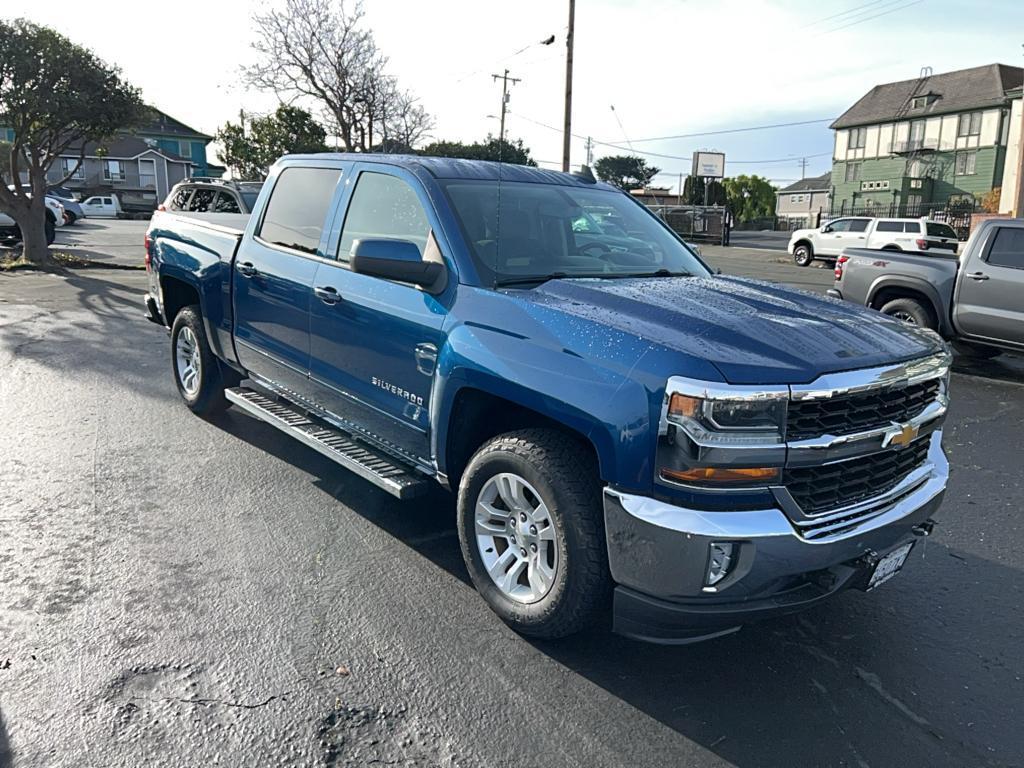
(903, 222), (922, 233)
(987, 227), (1024, 270)
(877, 221), (903, 232)
(926, 222), (957, 239)
(848, 219), (870, 232)
(188, 189), (216, 212)
(259, 167), (342, 255)
(338, 172), (430, 262)
(212, 192), (240, 213)
(169, 187), (192, 210)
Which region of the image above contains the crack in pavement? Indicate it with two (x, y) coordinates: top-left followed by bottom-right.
(129, 693), (288, 710)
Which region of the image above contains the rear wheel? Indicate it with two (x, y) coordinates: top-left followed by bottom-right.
(879, 297), (936, 330)
(793, 243), (814, 266)
(170, 305), (238, 416)
(457, 429), (611, 639)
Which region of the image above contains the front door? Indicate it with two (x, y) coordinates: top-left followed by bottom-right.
(955, 225), (1024, 345)
(307, 166), (449, 464)
(233, 164), (344, 400)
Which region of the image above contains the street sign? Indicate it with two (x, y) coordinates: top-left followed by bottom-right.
(692, 151), (725, 179)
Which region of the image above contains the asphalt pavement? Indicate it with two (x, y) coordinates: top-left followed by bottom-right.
(1, 231), (1022, 767)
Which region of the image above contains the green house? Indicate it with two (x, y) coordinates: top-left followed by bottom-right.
(830, 64), (1023, 214)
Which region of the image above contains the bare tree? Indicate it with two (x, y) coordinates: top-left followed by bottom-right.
(245, 0), (432, 153)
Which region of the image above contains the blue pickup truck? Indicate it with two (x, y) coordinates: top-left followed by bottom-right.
(144, 155), (951, 644)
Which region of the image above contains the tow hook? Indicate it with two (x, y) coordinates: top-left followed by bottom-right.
(912, 518), (936, 537)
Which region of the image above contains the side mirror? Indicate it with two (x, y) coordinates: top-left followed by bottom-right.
(821, 225), (832, 233)
(350, 238), (445, 292)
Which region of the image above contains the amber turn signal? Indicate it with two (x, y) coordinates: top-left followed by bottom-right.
(668, 393), (701, 419)
(660, 466), (781, 485)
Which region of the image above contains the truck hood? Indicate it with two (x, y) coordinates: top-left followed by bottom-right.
(514, 275), (944, 385)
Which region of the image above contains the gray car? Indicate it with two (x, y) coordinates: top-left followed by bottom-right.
(828, 218), (1024, 359)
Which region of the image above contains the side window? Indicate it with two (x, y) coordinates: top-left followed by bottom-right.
(337, 172), (430, 263)
(258, 167), (342, 255)
(212, 192), (241, 213)
(188, 189), (216, 212)
(828, 219), (851, 232)
(986, 228), (1024, 270)
(904, 222), (922, 233)
(170, 187), (192, 210)
(848, 219), (870, 233)
(877, 221), (902, 232)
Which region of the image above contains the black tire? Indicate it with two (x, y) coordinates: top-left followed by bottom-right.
(879, 297), (936, 330)
(457, 429), (611, 639)
(170, 305), (237, 417)
(65, 211), (77, 225)
(952, 340), (1002, 360)
(793, 243), (814, 266)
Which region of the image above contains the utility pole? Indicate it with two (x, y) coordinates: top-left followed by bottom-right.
(561, 0), (575, 171)
(798, 157), (808, 179)
(584, 136), (594, 166)
(491, 69), (521, 146)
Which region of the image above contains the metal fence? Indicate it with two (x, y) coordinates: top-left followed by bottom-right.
(648, 205), (730, 245)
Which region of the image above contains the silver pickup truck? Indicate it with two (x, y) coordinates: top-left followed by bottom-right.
(828, 218), (1024, 359)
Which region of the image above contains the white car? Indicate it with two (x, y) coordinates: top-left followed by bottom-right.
(81, 195), (123, 218)
(0, 198), (62, 245)
(788, 216), (960, 266)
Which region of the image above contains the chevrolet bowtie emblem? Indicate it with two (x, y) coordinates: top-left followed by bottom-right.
(884, 422), (919, 448)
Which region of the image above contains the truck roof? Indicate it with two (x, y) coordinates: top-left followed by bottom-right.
(278, 153), (617, 189)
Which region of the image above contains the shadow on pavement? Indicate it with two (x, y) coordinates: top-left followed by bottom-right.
(0, 704), (12, 768)
(210, 403), (1022, 768)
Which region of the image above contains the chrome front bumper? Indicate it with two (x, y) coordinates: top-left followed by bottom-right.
(605, 431), (948, 643)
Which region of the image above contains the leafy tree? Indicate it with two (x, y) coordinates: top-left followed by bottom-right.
(217, 105), (329, 180)
(245, 0), (432, 153)
(980, 187), (1001, 214)
(419, 136), (537, 166)
(593, 155), (660, 190)
(723, 175), (777, 222)
(0, 19), (144, 267)
(682, 175), (726, 206)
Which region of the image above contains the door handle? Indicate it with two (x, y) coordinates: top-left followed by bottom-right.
(314, 285), (341, 304)
(967, 272), (989, 281)
(237, 261), (258, 277)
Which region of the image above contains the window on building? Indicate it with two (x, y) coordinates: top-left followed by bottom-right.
(103, 160), (125, 181)
(957, 111), (982, 137)
(258, 167), (343, 255)
(844, 162), (862, 182)
(179, 141), (192, 158)
(60, 157), (84, 179)
(911, 96), (928, 109)
(986, 227), (1024, 270)
(337, 172), (431, 262)
(955, 150), (977, 175)
(849, 127), (867, 149)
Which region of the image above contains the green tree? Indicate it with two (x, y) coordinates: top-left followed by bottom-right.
(0, 19), (144, 267)
(723, 175), (777, 222)
(682, 175), (726, 205)
(216, 105), (329, 180)
(593, 155), (660, 190)
(418, 136), (536, 166)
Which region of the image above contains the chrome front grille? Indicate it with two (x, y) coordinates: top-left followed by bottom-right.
(786, 378), (940, 442)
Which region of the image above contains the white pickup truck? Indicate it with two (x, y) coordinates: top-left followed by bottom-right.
(789, 217), (960, 266)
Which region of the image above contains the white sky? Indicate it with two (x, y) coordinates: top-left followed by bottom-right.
(6, 0), (1024, 188)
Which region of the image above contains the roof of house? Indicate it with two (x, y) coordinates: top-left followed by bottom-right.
(831, 64), (1024, 129)
(777, 173), (831, 194)
(65, 135), (192, 162)
(136, 107), (213, 141)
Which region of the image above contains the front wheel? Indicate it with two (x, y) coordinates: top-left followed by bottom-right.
(793, 243), (813, 266)
(170, 305), (237, 417)
(457, 429), (611, 639)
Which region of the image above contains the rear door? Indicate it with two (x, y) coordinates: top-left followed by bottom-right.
(232, 164), (345, 400)
(307, 164), (450, 464)
(954, 225), (1024, 345)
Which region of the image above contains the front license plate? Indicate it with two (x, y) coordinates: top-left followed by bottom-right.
(867, 542), (914, 590)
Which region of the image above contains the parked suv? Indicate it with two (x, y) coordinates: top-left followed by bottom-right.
(789, 217), (960, 266)
(161, 179), (264, 215)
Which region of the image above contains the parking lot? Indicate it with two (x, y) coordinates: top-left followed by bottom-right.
(1, 221), (1022, 767)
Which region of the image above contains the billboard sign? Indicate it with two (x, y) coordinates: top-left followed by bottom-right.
(691, 151), (725, 179)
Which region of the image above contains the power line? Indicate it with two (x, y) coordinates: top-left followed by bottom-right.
(801, 0), (897, 29)
(822, 0), (925, 34)
(628, 117), (836, 144)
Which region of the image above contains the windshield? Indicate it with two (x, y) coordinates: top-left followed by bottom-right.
(926, 222), (957, 239)
(441, 180), (709, 285)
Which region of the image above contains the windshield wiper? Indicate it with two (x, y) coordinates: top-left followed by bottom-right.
(600, 269), (693, 279)
(494, 269), (693, 287)
(494, 272), (571, 287)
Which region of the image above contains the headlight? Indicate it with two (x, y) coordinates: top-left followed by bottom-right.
(667, 393), (786, 445)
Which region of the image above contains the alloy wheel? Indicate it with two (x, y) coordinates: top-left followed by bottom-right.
(175, 326), (202, 396)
